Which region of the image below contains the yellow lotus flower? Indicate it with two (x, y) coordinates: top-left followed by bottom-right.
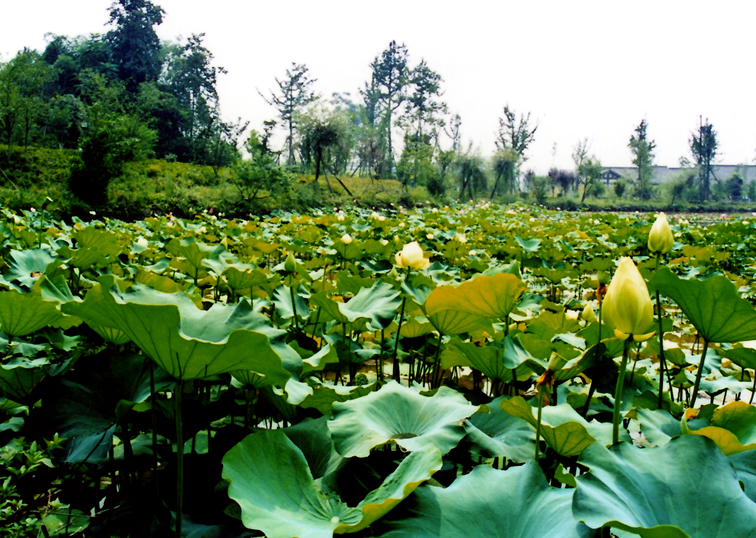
(581, 303), (596, 323)
(602, 257), (654, 341)
(395, 241), (430, 270)
(648, 212), (673, 254)
(340, 233), (353, 245)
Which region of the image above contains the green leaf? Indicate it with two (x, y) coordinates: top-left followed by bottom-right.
(377, 462), (593, 538)
(463, 396), (537, 463)
(499, 396), (615, 457)
(574, 436), (756, 537)
(425, 273), (527, 320)
(329, 381), (477, 457)
(64, 275), (299, 382)
(0, 290), (64, 337)
(0, 358), (47, 404)
(221, 429), (442, 538)
(687, 401), (756, 455)
(311, 282), (401, 331)
(650, 267), (756, 343)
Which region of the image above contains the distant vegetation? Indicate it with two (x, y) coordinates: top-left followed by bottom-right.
(1, 0), (755, 217)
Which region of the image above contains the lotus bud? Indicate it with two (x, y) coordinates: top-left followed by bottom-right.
(648, 212), (674, 254)
(340, 233), (353, 245)
(284, 252), (297, 272)
(565, 310), (579, 321)
(379, 239), (389, 246)
(602, 257), (654, 341)
(581, 303), (596, 323)
(395, 241), (430, 270)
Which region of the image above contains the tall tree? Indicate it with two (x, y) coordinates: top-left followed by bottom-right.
(106, 0), (165, 90)
(490, 105), (536, 199)
(369, 41), (409, 177)
(628, 118), (655, 200)
(572, 139), (602, 202)
(160, 34), (225, 162)
(690, 117), (718, 202)
(261, 63), (317, 166)
(403, 59), (446, 139)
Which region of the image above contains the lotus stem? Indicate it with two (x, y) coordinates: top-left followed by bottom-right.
(431, 332), (444, 389)
(289, 283), (299, 330)
(690, 338), (710, 409)
(613, 338), (632, 445)
(749, 374), (755, 405)
(535, 384), (544, 460)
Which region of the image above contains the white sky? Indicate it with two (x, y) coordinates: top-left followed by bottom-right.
(2, 0), (756, 173)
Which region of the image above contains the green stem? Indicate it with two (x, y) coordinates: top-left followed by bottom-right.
(289, 283), (299, 330)
(690, 338), (710, 409)
(392, 295), (407, 382)
(431, 332), (444, 389)
(749, 374), (755, 405)
(175, 379), (184, 538)
(535, 384), (544, 460)
(613, 338), (632, 445)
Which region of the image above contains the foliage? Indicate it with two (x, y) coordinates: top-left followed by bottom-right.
(0, 202), (755, 537)
(690, 118), (718, 202)
(628, 119), (655, 201)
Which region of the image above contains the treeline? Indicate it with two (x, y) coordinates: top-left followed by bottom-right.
(0, 0), (751, 212)
(0, 0), (237, 207)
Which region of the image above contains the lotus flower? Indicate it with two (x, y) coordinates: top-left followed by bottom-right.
(395, 241), (430, 270)
(602, 257), (654, 341)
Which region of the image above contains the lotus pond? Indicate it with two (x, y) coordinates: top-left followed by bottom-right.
(1, 203), (756, 538)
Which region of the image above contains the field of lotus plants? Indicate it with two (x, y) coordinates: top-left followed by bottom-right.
(1, 201), (756, 538)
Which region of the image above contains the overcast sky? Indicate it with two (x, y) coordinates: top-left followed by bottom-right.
(3, 0), (755, 173)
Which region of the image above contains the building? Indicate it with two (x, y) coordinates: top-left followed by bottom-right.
(600, 165), (756, 187)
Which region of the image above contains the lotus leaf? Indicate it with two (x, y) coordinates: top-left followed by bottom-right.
(64, 275), (299, 381)
(221, 429), (442, 538)
(377, 462), (594, 538)
(463, 396), (537, 463)
(574, 436), (756, 537)
(329, 381), (477, 457)
(0, 290), (64, 337)
(425, 273), (526, 320)
(649, 267), (756, 343)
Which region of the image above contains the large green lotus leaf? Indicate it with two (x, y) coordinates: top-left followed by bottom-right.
(463, 396), (537, 463)
(632, 408), (682, 446)
(0, 290), (64, 337)
(649, 267), (756, 343)
(0, 358), (47, 403)
(64, 275), (299, 382)
(687, 401), (756, 455)
(223, 266), (269, 292)
(329, 381), (477, 457)
(273, 285), (311, 322)
(285, 378), (378, 415)
(221, 429), (442, 538)
(515, 234), (542, 253)
(311, 282), (401, 331)
(723, 346), (756, 370)
(729, 449), (756, 503)
(574, 436), (756, 538)
(377, 462), (594, 538)
(427, 308), (492, 336)
(499, 396), (623, 457)
(72, 226), (122, 257)
(424, 273), (526, 321)
(398, 315), (433, 338)
(4, 248), (57, 290)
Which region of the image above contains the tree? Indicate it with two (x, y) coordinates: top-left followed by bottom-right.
(572, 139), (602, 202)
(456, 148), (487, 201)
(629, 119), (655, 200)
(368, 41), (409, 176)
(231, 124), (291, 204)
(548, 167), (575, 196)
(160, 34), (225, 162)
(106, 0), (165, 90)
(724, 171), (744, 200)
(402, 60), (446, 139)
(690, 118), (718, 202)
(490, 105), (536, 199)
(261, 63), (317, 166)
